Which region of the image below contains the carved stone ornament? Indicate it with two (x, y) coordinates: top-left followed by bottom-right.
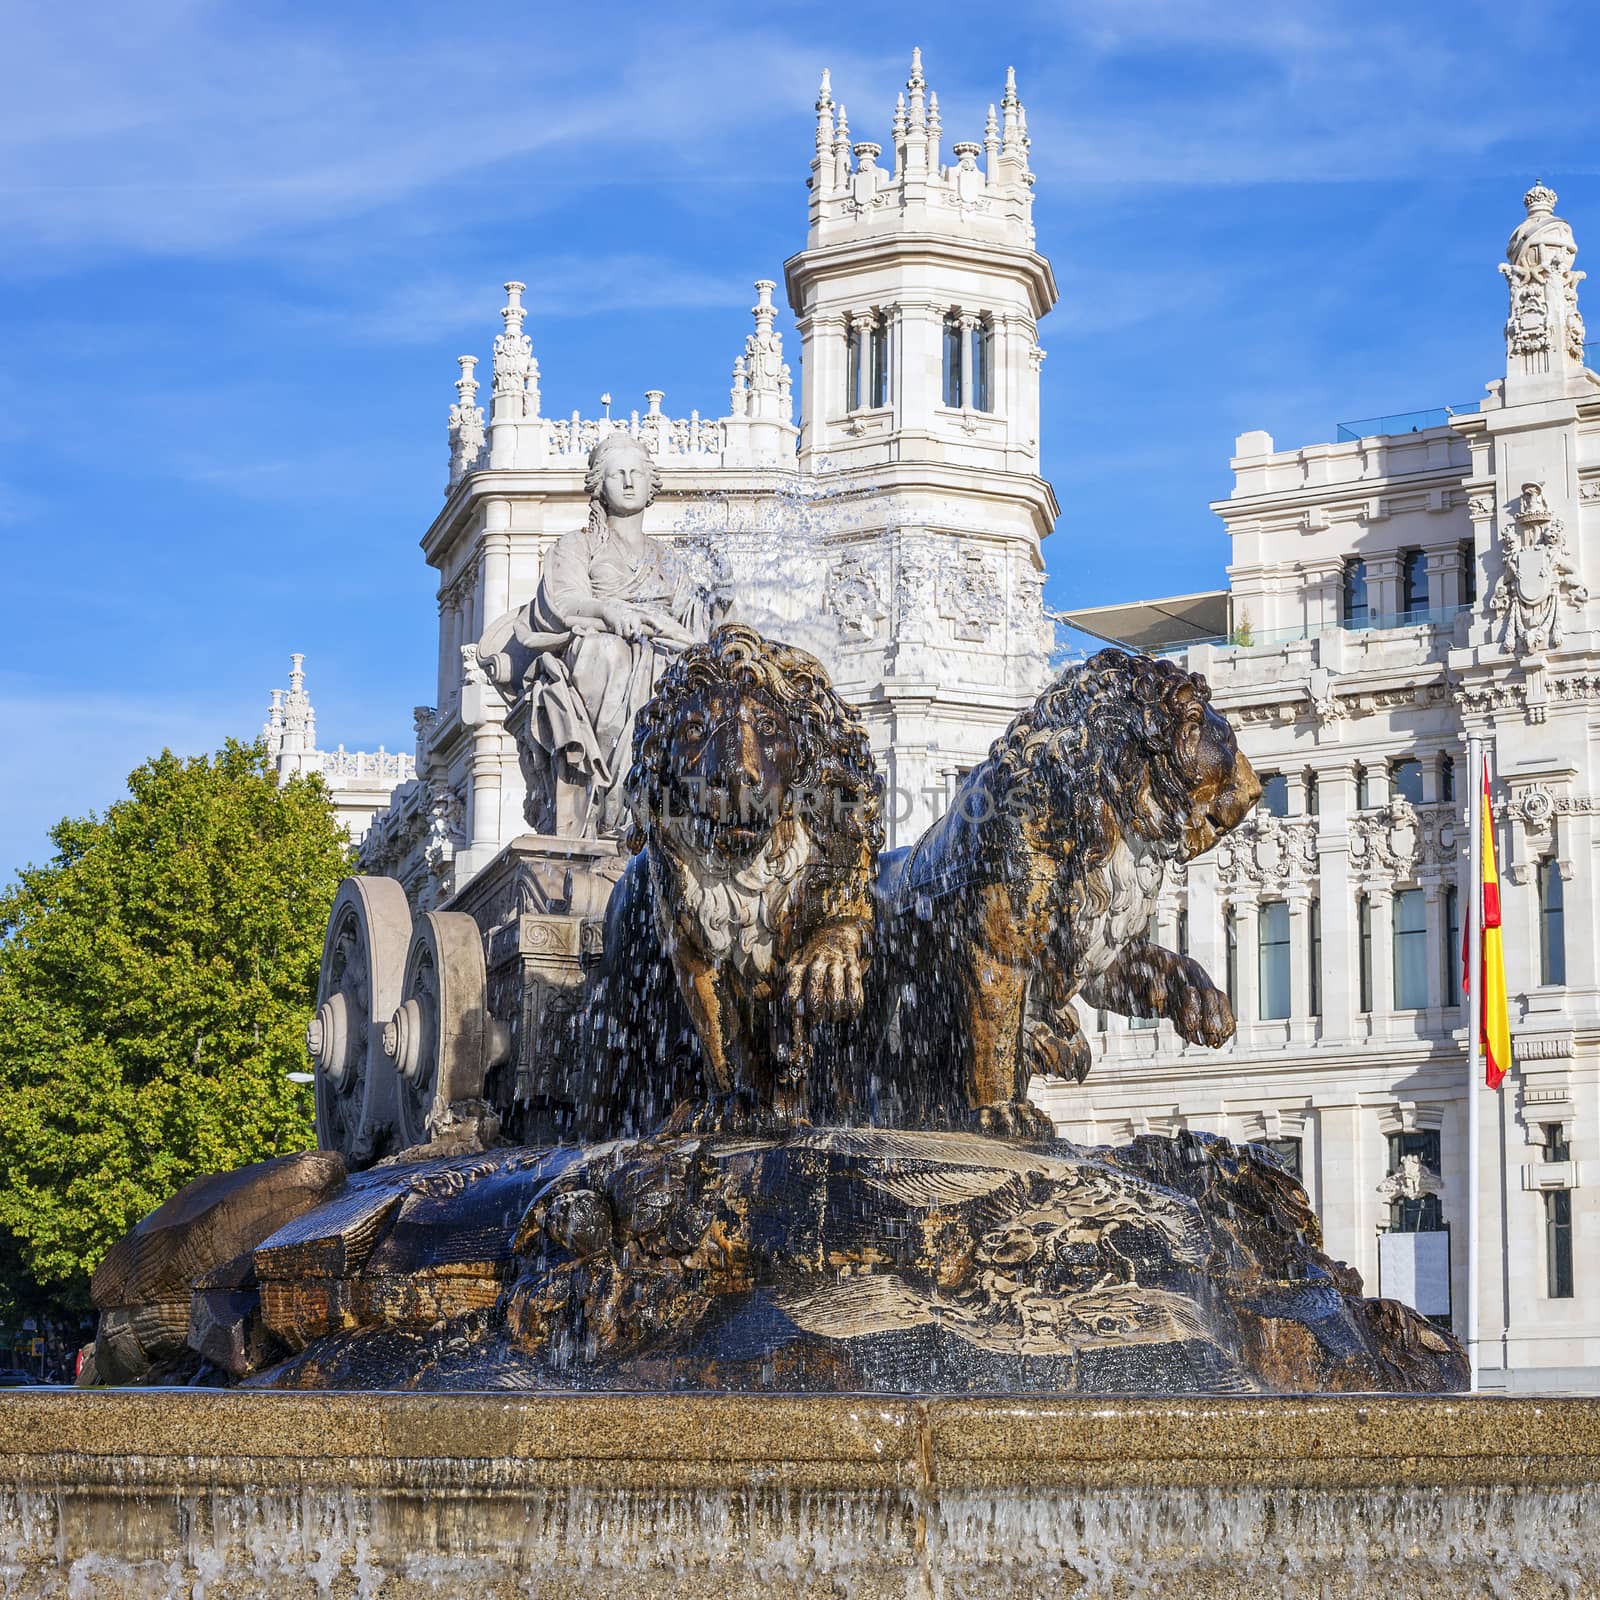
(1500, 183), (1586, 364)
(1376, 1154), (1444, 1208)
(1214, 814), (1317, 890)
(942, 548), (1003, 641)
(826, 554), (885, 640)
(1349, 800), (1457, 879)
(1489, 481), (1588, 653)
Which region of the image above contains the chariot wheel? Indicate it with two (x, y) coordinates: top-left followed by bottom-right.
(305, 876), (413, 1169)
(381, 911), (507, 1150)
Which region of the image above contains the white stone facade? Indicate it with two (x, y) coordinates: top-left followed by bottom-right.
(1042, 184), (1600, 1393)
(346, 51), (1056, 905)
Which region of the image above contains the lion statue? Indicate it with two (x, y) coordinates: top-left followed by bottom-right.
(571, 623), (884, 1135)
(872, 648), (1261, 1136)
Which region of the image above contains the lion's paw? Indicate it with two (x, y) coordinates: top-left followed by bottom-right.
(1170, 962), (1235, 1048)
(974, 1100), (1059, 1142)
(786, 924), (868, 1023)
(1025, 1018), (1093, 1084)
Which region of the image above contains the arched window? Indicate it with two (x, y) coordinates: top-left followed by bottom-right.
(1342, 558), (1370, 628)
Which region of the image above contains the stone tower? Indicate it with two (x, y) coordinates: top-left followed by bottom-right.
(782, 51), (1060, 842)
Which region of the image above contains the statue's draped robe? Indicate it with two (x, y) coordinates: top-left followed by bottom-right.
(513, 522), (710, 835)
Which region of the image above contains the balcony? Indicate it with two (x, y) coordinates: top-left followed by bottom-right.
(1150, 604), (1470, 658)
(1334, 403), (1481, 442)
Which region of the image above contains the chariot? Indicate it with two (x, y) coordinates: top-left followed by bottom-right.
(303, 837), (620, 1167)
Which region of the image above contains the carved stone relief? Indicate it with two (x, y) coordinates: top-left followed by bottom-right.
(1489, 481), (1587, 653)
(941, 549), (1003, 642)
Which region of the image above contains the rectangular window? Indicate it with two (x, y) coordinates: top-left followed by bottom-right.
(970, 320), (992, 413)
(1177, 908), (1189, 958)
(942, 314), (963, 408)
(1387, 1129), (1443, 1232)
(1343, 559), (1370, 628)
(1262, 1136), (1303, 1181)
(1259, 900), (1290, 1020)
(1358, 894), (1373, 1013)
(1259, 773), (1289, 817)
(1460, 539), (1478, 604)
(1393, 888), (1428, 1009)
(1391, 758), (1424, 805)
(1356, 766), (1372, 809)
(1546, 1190), (1574, 1298)
(1545, 1123), (1572, 1162)
(869, 321), (889, 408)
(1444, 885), (1461, 1007)
(1305, 772), (1320, 816)
(1539, 858), (1566, 986)
(1225, 907), (1238, 1011)
(1402, 548), (1429, 616)
(1439, 754), (1455, 803)
(845, 323), (863, 411)
(1309, 900), (1322, 1017)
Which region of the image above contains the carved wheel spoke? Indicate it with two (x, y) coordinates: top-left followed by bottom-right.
(382, 911), (492, 1151)
(306, 877), (413, 1169)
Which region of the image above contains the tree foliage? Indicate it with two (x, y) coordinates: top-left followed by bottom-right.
(0, 741), (351, 1305)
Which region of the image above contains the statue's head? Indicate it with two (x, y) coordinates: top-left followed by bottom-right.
(585, 432), (661, 518)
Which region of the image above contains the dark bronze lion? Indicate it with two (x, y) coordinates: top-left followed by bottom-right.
(873, 648), (1260, 1136)
(573, 624), (883, 1133)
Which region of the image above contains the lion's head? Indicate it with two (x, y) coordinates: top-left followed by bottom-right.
(993, 648), (1260, 868)
(625, 624), (885, 872)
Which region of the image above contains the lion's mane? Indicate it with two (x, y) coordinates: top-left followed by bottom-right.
(988, 647), (1212, 877)
(624, 623), (884, 877)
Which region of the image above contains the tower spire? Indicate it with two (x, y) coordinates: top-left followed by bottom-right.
(1001, 64), (1021, 155)
(892, 90), (907, 177)
(927, 89), (941, 170)
(815, 68), (835, 154)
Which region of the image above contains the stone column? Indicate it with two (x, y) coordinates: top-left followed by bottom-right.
(1368, 888), (1394, 1036)
(1427, 545), (1466, 612)
(1367, 554), (1403, 623)
(1317, 1104), (1370, 1284)
(1233, 899), (1259, 1044)
(468, 726), (503, 857)
(481, 502), (513, 626)
(1315, 766), (1357, 1043)
(1288, 889), (1313, 1043)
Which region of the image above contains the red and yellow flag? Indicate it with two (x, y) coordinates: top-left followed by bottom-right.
(1462, 764), (1512, 1089)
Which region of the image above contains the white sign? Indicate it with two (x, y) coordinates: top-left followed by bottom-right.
(1379, 1230), (1452, 1316)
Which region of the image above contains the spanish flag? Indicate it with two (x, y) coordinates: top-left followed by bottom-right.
(1463, 764), (1513, 1089)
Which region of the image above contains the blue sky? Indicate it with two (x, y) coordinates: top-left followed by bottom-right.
(3, 0), (1598, 881)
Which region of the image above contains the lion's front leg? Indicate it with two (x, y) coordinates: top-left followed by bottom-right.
(670, 944), (738, 1095)
(1081, 939), (1235, 1048)
(784, 919), (869, 1025)
(1025, 998), (1093, 1084)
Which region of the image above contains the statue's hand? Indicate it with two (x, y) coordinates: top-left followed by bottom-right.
(636, 608), (696, 647)
(786, 923), (868, 1025)
(597, 601), (649, 642)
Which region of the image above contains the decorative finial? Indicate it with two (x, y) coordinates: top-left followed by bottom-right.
(816, 68), (835, 153)
(1003, 65), (1019, 106)
(985, 103), (999, 140)
(910, 46), (924, 86)
(1525, 180), (1558, 214)
(752, 279), (777, 333)
(501, 281), (527, 335)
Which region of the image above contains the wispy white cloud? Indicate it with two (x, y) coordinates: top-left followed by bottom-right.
(0, 5), (859, 264)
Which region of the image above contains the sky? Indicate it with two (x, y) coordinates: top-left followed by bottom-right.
(3, 0), (1599, 882)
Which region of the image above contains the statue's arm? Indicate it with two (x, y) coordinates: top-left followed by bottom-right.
(1079, 938), (1234, 1048)
(538, 529), (610, 631)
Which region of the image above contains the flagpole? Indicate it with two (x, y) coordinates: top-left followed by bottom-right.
(1466, 735), (1483, 1394)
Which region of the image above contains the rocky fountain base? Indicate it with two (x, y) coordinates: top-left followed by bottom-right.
(90, 1128), (1461, 1397)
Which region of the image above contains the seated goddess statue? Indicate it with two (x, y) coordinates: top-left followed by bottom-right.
(478, 432), (719, 838)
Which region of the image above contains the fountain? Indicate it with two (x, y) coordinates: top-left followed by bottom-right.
(6, 440), (1600, 1595)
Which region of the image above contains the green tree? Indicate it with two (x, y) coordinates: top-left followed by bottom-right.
(0, 741), (351, 1309)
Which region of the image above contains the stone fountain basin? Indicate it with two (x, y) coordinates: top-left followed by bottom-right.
(2, 1389), (1599, 1597)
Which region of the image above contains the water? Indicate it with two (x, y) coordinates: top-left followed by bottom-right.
(5, 1472), (1598, 1597)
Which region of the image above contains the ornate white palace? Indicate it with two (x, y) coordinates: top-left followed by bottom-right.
(263, 54), (1597, 1389)
(1054, 181), (1600, 1393)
